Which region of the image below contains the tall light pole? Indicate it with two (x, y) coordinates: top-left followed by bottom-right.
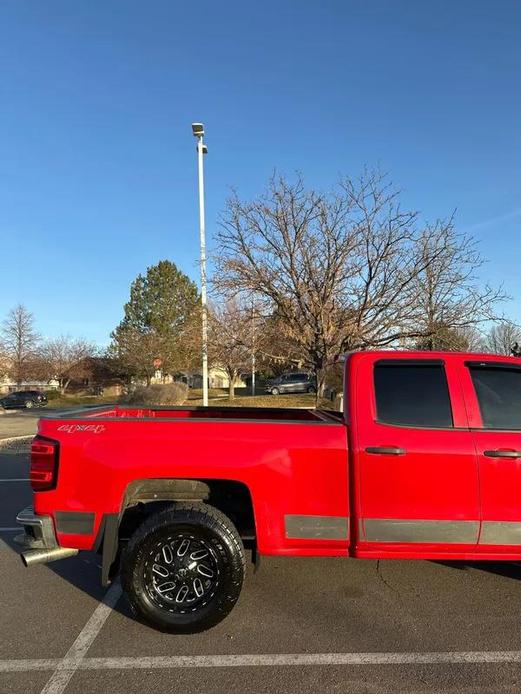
(192, 122), (209, 406)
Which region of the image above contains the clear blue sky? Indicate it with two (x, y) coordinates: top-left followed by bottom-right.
(1, 0), (520, 345)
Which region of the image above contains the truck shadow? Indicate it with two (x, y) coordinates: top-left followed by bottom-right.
(433, 560), (521, 581)
(1, 533), (134, 621)
(47, 550), (141, 622)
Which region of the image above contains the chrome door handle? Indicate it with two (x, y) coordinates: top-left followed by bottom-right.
(484, 449), (521, 458)
(365, 446), (406, 456)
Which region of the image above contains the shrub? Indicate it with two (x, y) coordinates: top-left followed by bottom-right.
(45, 390), (61, 401)
(121, 382), (188, 406)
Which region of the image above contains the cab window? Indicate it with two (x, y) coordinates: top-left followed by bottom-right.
(469, 364), (521, 430)
(374, 361), (453, 428)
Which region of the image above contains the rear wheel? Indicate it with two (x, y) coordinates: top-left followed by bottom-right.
(25, 400), (34, 409)
(271, 387), (280, 395)
(307, 385), (316, 394)
(121, 503), (245, 633)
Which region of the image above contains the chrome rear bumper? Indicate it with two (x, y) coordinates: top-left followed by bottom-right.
(16, 506), (78, 566)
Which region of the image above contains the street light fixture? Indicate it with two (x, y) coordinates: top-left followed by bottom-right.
(192, 122), (209, 406)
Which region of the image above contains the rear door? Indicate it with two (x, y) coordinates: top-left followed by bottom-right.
(463, 360), (521, 551)
(294, 374), (308, 393)
(286, 374), (302, 393)
(354, 356), (480, 553)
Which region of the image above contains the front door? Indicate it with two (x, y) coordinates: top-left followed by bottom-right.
(355, 357), (480, 553)
(463, 360), (521, 551)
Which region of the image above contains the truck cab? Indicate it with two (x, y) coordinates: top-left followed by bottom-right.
(348, 352), (521, 556)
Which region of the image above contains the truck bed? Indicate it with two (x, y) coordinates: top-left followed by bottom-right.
(42, 404), (334, 423)
(34, 401), (348, 560)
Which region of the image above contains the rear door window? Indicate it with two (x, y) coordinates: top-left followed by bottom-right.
(469, 365), (521, 430)
(374, 362), (453, 428)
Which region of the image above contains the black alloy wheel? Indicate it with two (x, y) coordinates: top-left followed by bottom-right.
(121, 503), (245, 633)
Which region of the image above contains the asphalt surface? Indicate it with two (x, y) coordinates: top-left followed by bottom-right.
(2, 445), (521, 692)
(0, 411), (40, 438)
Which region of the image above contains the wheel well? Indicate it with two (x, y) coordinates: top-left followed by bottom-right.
(119, 478), (256, 546)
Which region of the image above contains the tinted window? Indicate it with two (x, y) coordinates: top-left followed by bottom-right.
(469, 366), (521, 430)
(289, 374), (305, 382)
(374, 363), (453, 428)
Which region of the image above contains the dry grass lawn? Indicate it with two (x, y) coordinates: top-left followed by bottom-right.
(41, 388), (322, 411)
(187, 388), (318, 408)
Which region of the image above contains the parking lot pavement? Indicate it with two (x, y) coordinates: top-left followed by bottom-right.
(0, 407), (109, 440)
(0, 413), (39, 439)
(2, 449), (521, 693)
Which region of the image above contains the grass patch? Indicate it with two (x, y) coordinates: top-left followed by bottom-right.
(36, 389), (325, 411)
(186, 388), (230, 401)
(189, 392), (318, 408)
(44, 394), (117, 409)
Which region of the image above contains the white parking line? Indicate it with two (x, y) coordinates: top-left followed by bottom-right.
(0, 659), (59, 672)
(0, 478), (29, 482)
(3, 651), (521, 674)
(75, 651), (521, 667)
(0, 527), (20, 532)
(40, 581), (122, 694)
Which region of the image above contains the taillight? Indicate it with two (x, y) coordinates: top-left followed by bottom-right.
(30, 436), (59, 491)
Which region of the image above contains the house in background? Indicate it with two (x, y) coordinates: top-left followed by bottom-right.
(63, 356), (125, 396)
(0, 374), (60, 395)
(164, 367), (247, 390)
(0, 355), (60, 394)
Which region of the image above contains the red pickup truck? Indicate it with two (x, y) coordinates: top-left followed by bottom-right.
(16, 350), (521, 632)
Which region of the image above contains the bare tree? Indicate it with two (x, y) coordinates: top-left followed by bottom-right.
(40, 336), (98, 394)
(411, 222), (506, 349)
(108, 327), (163, 386)
(208, 299), (254, 400)
(415, 325), (486, 352)
(457, 326), (487, 352)
(486, 322), (521, 355)
(1, 304), (40, 386)
(215, 173), (366, 392)
(0, 345), (10, 382)
(215, 171), (504, 391)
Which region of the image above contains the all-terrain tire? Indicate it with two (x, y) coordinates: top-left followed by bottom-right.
(121, 503), (245, 633)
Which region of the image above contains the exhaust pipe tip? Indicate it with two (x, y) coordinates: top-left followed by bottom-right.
(21, 547), (79, 567)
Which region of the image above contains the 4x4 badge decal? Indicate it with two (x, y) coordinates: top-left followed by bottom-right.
(57, 424), (106, 434)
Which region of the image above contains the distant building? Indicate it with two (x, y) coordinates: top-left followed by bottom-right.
(62, 356), (125, 396)
(158, 367), (247, 390)
(0, 375), (60, 395)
